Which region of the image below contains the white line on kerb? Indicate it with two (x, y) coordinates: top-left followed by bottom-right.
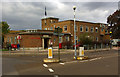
(43, 64), (48, 67)
(89, 57), (102, 61)
(59, 63), (65, 65)
(48, 68), (54, 73)
(80, 60), (89, 62)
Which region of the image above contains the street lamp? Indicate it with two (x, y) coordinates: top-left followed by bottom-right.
(73, 6), (77, 60)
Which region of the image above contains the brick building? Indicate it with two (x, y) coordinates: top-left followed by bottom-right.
(4, 29), (71, 49)
(41, 17), (110, 43)
(4, 17), (110, 49)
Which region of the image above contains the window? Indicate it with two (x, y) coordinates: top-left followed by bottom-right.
(54, 38), (56, 43)
(59, 36), (62, 43)
(86, 26), (89, 32)
(96, 37), (98, 41)
(11, 37), (13, 44)
(44, 28), (47, 30)
(80, 25), (83, 32)
(91, 27), (94, 32)
(15, 37), (17, 44)
(50, 27), (53, 30)
(105, 29), (108, 33)
(50, 20), (52, 23)
(64, 25), (67, 31)
(75, 25), (77, 31)
(101, 28), (103, 31)
(7, 37), (9, 42)
(65, 36), (69, 41)
(54, 25), (56, 28)
(45, 20), (46, 25)
(95, 27), (98, 32)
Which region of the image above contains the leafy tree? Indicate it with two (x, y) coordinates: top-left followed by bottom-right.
(0, 21), (10, 47)
(78, 33), (93, 45)
(107, 10), (120, 39)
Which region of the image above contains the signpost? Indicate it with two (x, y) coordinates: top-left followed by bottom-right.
(54, 27), (62, 61)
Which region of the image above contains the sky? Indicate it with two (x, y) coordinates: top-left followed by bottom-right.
(1, 0), (120, 30)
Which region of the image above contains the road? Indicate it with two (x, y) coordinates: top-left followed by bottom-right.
(2, 49), (119, 76)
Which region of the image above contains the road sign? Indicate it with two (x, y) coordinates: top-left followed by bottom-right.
(17, 35), (21, 40)
(48, 47), (53, 58)
(79, 47), (84, 56)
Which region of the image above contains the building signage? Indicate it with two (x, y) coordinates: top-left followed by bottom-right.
(30, 37), (40, 39)
(48, 47), (53, 58)
(43, 35), (49, 37)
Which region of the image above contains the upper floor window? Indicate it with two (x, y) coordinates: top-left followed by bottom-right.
(95, 27), (98, 32)
(75, 25), (77, 31)
(64, 25), (67, 32)
(50, 20), (52, 23)
(45, 20), (46, 25)
(80, 25), (83, 32)
(86, 26), (89, 32)
(91, 27), (94, 32)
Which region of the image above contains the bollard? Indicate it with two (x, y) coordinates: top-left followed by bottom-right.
(101, 43), (102, 49)
(87, 45), (89, 50)
(94, 44), (96, 51)
(38, 47), (39, 55)
(23, 46), (25, 55)
(9, 47), (11, 56)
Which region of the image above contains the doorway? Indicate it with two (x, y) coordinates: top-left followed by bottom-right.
(44, 38), (49, 49)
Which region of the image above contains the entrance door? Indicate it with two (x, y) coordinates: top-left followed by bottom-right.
(44, 38), (49, 49)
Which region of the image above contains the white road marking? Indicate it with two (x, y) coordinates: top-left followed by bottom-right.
(89, 57), (102, 61)
(48, 68), (54, 73)
(65, 61), (77, 64)
(59, 63), (65, 65)
(43, 64), (48, 67)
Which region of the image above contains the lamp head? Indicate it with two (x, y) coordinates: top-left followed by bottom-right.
(73, 6), (76, 10)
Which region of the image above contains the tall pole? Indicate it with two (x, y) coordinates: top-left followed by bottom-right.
(73, 6), (77, 60)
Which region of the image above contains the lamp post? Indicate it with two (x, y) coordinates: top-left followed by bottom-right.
(73, 6), (77, 60)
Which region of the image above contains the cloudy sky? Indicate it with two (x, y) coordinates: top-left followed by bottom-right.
(1, 0), (120, 30)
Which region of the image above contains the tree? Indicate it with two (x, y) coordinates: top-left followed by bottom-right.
(107, 10), (120, 39)
(0, 21), (10, 48)
(78, 33), (93, 45)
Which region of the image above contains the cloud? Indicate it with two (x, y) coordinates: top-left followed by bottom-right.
(2, 2), (118, 30)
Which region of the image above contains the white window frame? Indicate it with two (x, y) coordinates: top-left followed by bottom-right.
(64, 25), (67, 32)
(80, 25), (83, 32)
(91, 27), (94, 32)
(86, 26), (89, 32)
(95, 27), (98, 33)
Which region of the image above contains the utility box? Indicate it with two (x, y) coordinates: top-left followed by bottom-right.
(79, 47), (84, 56)
(48, 47), (53, 58)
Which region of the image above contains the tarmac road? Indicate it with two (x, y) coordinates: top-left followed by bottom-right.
(2, 49), (119, 76)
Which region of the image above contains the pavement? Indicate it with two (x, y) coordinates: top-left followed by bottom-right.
(1, 48), (119, 76)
